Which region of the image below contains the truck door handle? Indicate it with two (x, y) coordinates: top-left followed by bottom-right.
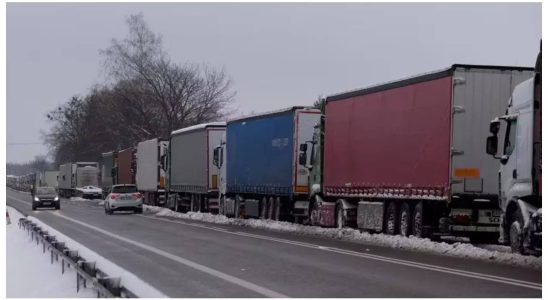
(512, 169), (517, 179)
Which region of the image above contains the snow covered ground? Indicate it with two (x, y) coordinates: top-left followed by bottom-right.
(8, 206), (166, 298)
(144, 205), (542, 269)
(7, 206), (95, 297)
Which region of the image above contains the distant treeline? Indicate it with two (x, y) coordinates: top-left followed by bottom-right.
(43, 14), (235, 167)
(7, 155), (53, 176)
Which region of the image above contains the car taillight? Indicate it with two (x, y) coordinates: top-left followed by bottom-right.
(110, 193), (120, 199)
(132, 192), (142, 199)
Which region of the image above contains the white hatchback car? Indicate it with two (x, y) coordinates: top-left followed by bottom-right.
(104, 184), (143, 214)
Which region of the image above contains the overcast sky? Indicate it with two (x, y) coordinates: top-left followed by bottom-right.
(7, 2), (541, 163)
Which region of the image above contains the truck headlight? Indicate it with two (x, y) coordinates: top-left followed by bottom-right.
(54, 196), (59, 201)
(34, 197), (40, 201)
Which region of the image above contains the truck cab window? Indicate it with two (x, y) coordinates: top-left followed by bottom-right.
(503, 119), (517, 156)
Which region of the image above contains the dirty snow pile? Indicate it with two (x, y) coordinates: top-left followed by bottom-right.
(18, 208), (167, 298)
(144, 205), (542, 269)
(7, 206), (95, 297)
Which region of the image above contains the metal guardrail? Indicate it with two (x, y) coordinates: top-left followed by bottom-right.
(18, 217), (137, 298)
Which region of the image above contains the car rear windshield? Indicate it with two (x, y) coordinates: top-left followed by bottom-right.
(112, 186), (138, 193)
(36, 187), (56, 194)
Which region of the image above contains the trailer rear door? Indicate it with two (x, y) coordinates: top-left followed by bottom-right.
(450, 67), (534, 196)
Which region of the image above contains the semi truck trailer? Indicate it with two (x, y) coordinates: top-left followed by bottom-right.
(486, 45), (542, 254)
(58, 162), (100, 198)
(136, 138), (169, 206)
(117, 147), (136, 185)
(166, 122), (226, 213)
(298, 65), (534, 240)
(214, 107), (321, 221)
(101, 151), (117, 198)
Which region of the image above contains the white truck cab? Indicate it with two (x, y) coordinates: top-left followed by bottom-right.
(486, 45), (541, 255)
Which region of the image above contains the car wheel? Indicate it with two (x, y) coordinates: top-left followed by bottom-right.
(135, 208), (143, 214)
(32, 205), (36, 211)
(385, 201), (399, 235)
(399, 202), (411, 237)
(55, 203), (60, 210)
(412, 202), (423, 238)
(509, 211), (525, 254)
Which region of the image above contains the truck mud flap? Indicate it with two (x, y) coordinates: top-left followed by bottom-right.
(319, 203), (336, 227)
(357, 201), (383, 232)
(245, 199), (260, 218)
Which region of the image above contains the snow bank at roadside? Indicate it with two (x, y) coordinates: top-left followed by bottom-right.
(144, 206), (541, 269)
(7, 206), (95, 297)
(25, 211), (166, 297)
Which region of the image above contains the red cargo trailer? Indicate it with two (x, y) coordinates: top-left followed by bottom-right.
(299, 64), (534, 240)
(117, 147), (136, 184)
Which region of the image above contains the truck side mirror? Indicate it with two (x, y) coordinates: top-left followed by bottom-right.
(486, 135), (498, 156)
(489, 119), (500, 134)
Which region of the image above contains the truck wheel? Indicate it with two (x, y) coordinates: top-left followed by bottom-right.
(260, 197), (268, 219)
(336, 204), (346, 229)
(399, 202), (411, 236)
(219, 196), (225, 216)
(385, 201), (399, 235)
(412, 202), (423, 238)
(509, 211), (525, 254)
(274, 197), (281, 221)
(309, 200), (320, 226)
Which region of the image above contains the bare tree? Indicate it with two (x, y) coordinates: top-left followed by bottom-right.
(101, 13), (235, 138)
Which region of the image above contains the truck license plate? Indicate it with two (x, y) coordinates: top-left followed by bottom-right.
(478, 209), (501, 224)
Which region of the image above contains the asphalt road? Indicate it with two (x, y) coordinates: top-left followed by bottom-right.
(7, 189), (542, 297)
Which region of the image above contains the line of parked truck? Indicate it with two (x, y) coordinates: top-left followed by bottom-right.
(8, 48), (541, 256)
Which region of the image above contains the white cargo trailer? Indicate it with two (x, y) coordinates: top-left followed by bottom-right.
(58, 162), (100, 198)
(136, 138), (169, 206)
(166, 122), (226, 213)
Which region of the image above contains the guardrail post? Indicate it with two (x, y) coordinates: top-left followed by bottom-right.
(76, 273), (80, 293)
(51, 249), (54, 264)
(62, 259), (65, 274)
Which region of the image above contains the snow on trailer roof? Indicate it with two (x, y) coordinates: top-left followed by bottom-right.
(171, 122), (226, 136)
(326, 64), (534, 102)
(227, 106), (318, 124)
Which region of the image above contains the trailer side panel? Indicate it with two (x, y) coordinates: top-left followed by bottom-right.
(324, 76), (453, 198)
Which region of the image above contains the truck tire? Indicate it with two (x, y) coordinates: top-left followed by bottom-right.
(336, 204), (346, 229)
(385, 201), (399, 235)
(399, 202), (411, 236)
(509, 211), (525, 254)
(412, 202), (423, 238)
(309, 200), (320, 226)
(260, 197), (268, 219)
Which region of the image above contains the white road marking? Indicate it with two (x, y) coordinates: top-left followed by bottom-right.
(140, 214), (542, 291)
(7, 195), (286, 297)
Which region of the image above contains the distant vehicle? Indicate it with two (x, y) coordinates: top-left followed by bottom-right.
(58, 162), (100, 198)
(32, 186), (60, 210)
(117, 147), (137, 185)
(104, 184), (143, 214)
(100, 151), (117, 198)
(136, 138), (169, 206)
(75, 185), (103, 199)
